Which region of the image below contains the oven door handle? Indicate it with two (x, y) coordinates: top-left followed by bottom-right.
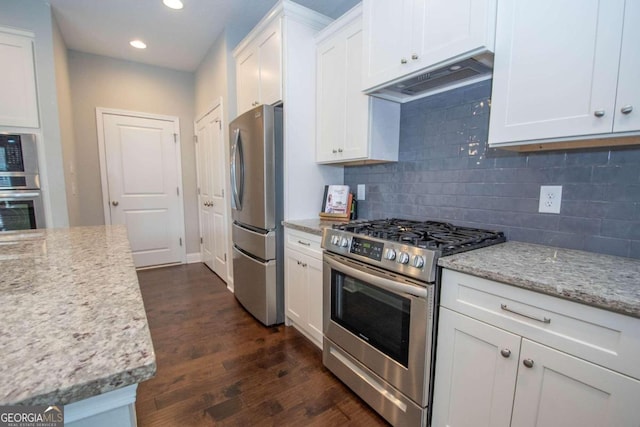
(0, 192), (41, 198)
(325, 256), (428, 299)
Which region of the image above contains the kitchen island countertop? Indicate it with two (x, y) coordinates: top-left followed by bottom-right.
(438, 241), (640, 318)
(0, 225), (156, 405)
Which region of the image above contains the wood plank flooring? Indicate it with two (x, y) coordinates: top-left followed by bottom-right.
(135, 263), (388, 426)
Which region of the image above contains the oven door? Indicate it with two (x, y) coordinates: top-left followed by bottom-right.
(0, 190), (45, 231)
(323, 252), (433, 407)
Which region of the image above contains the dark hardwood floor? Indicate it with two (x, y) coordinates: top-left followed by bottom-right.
(135, 263), (388, 426)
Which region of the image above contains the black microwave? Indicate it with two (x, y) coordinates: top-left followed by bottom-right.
(0, 133), (40, 190)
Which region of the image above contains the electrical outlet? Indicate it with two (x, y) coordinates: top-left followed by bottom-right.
(538, 185), (562, 214)
(357, 184), (365, 201)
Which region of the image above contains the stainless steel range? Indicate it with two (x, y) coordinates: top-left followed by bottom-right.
(321, 219), (505, 426)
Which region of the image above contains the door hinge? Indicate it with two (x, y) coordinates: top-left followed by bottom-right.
(218, 121), (222, 130)
(200, 237), (203, 244)
(176, 187), (180, 196)
(224, 253), (227, 262)
(193, 135), (198, 143)
(179, 237), (183, 246)
(221, 189), (224, 197)
(197, 187), (201, 195)
(173, 133), (178, 143)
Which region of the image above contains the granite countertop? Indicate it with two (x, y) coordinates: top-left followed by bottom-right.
(282, 218), (347, 236)
(438, 241), (640, 318)
(0, 225), (156, 405)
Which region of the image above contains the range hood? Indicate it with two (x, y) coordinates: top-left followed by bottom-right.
(367, 53), (494, 103)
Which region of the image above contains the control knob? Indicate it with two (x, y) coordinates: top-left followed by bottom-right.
(412, 255), (425, 268)
(331, 235), (340, 246)
(339, 237), (350, 248)
(397, 252), (410, 265)
(384, 248), (396, 260)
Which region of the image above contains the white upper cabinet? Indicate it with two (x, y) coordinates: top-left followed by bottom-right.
(613, 0), (640, 133)
(489, 0), (640, 148)
(234, 19), (282, 116)
(316, 5), (399, 165)
(0, 28), (39, 128)
(362, 0), (496, 93)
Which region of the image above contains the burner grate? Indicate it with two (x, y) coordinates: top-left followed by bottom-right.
(333, 218), (505, 252)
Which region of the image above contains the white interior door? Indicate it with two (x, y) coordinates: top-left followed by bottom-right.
(99, 111), (185, 268)
(195, 104), (227, 279)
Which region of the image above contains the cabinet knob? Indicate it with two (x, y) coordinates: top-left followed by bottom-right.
(411, 53), (419, 60)
(111, 201), (119, 206)
(621, 105), (633, 115)
(523, 359), (534, 368)
(337, 148), (343, 153)
(332, 149), (337, 153)
(400, 58), (408, 64)
(500, 349), (511, 358)
(594, 110), (606, 118)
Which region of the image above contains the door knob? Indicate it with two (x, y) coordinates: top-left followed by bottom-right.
(411, 53), (419, 60)
(500, 349), (511, 358)
(111, 201), (119, 206)
(594, 110), (606, 118)
(523, 359), (534, 368)
(400, 58), (408, 64)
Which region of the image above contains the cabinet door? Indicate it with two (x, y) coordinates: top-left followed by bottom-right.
(0, 31), (38, 128)
(362, 0), (412, 90)
(511, 339), (640, 427)
(316, 17), (369, 163)
(432, 308), (520, 427)
(257, 20), (282, 107)
(306, 254), (323, 346)
(285, 248), (307, 325)
(316, 30), (345, 162)
(489, 0), (625, 145)
(411, 0), (495, 70)
(613, 0), (640, 133)
(236, 47), (259, 116)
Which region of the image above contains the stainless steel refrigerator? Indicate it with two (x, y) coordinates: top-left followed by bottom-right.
(230, 104), (284, 326)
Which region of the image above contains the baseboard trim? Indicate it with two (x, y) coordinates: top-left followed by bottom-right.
(186, 252), (202, 264)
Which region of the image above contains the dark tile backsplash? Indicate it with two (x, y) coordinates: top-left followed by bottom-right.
(344, 80), (640, 259)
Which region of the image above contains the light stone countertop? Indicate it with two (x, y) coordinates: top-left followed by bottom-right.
(282, 218), (348, 236)
(438, 241), (640, 318)
(0, 225), (156, 405)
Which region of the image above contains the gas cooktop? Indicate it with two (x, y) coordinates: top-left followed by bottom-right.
(322, 218), (505, 283)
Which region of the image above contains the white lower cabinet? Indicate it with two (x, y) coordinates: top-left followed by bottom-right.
(284, 229), (323, 349)
(433, 269), (640, 427)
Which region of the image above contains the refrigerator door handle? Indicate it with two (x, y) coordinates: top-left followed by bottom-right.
(230, 128), (243, 210)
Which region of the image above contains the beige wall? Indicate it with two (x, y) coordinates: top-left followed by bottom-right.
(67, 51), (199, 253)
(52, 14), (79, 226)
(0, 0), (69, 227)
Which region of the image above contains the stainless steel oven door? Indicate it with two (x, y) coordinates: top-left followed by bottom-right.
(323, 251), (433, 407)
(0, 190), (45, 231)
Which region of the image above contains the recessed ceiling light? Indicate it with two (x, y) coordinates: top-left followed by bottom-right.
(130, 40), (147, 49)
(163, 0), (184, 9)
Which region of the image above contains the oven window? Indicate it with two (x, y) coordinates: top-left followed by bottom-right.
(331, 270), (411, 367)
(0, 200), (37, 231)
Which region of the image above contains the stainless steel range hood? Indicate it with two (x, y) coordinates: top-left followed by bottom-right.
(367, 53), (494, 103)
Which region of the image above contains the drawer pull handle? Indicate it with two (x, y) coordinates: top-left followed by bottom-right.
(500, 349), (511, 358)
(500, 304), (551, 324)
(297, 240), (311, 246)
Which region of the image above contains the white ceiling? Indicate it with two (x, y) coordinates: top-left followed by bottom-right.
(49, 0), (360, 72)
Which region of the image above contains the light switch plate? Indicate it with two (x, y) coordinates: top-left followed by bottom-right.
(538, 185), (562, 214)
(357, 184), (365, 201)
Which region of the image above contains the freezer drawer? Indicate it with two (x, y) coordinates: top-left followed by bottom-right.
(233, 245), (283, 326)
(232, 222), (276, 260)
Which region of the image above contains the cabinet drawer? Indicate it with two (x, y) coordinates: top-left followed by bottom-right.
(441, 269), (640, 380)
(285, 229), (322, 257)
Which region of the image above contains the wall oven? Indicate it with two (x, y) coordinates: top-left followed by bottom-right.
(322, 219), (506, 426)
(0, 133), (44, 231)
